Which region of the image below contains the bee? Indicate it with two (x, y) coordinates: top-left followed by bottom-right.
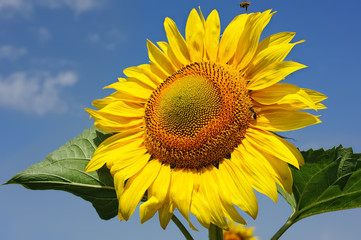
(240, 1), (251, 11)
(249, 107), (257, 120)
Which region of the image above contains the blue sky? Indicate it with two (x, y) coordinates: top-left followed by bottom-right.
(1, 0), (360, 239)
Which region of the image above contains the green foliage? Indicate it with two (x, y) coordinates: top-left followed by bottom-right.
(289, 146), (361, 221)
(5, 126), (118, 220)
(273, 145), (361, 239)
(276, 184), (296, 210)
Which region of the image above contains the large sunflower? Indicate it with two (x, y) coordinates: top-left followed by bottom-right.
(85, 8), (326, 230)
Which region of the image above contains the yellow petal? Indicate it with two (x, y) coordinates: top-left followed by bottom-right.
(85, 130), (143, 172)
(219, 159), (258, 219)
(93, 131), (143, 158)
(315, 102), (327, 110)
(190, 190), (211, 228)
(186, 8), (205, 62)
(97, 100), (144, 118)
(245, 127), (303, 168)
(204, 10), (220, 62)
(256, 102), (324, 113)
(123, 66), (159, 89)
(170, 168), (197, 230)
(199, 167), (228, 228)
(88, 102), (143, 130)
(198, 7), (206, 27)
(157, 41), (183, 69)
(303, 88), (328, 103)
(106, 89), (147, 104)
(241, 137), (287, 187)
(246, 40), (304, 78)
(149, 61), (168, 81)
(92, 97), (116, 110)
(232, 145), (278, 203)
(112, 152), (150, 197)
(247, 61), (307, 90)
(251, 83), (316, 110)
(119, 160), (162, 220)
(256, 109), (321, 131)
(263, 100), (327, 111)
(105, 79), (152, 100)
(147, 40), (176, 76)
(107, 147), (147, 174)
(95, 139), (146, 174)
(257, 32), (296, 52)
(85, 108), (143, 133)
(211, 166), (247, 224)
(157, 41), (168, 52)
(218, 13), (248, 64)
(136, 64), (163, 85)
(234, 10), (274, 70)
(164, 17), (190, 65)
(261, 151), (293, 194)
(140, 164), (171, 224)
(147, 164), (171, 204)
(158, 199), (175, 230)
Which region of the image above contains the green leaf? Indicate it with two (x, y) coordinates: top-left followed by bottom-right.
(276, 184), (296, 210)
(273, 145), (361, 239)
(4, 126), (118, 220)
(291, 145), (361, 222)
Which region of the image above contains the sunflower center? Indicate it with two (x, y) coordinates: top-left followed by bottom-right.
(157, 74), (222, 137)
(144, 62), (254, 169)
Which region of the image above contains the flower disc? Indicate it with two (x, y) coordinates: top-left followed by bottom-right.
(144, 62), (253, 169)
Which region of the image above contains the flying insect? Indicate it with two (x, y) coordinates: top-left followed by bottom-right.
(240, 1), (251, 11)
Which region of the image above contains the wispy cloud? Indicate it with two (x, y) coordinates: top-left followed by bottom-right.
(87, 29), (126, 50)
(0, 45), (27, 60)
(0, 71), (77, 115)
(0, 0), (32, 18)
(106, 29), (126, 50)
(30, 57), (78, 69)
(36, 27), (52, 42)
(0, 0), (103, 18)
(40, 0), (101, 14)
(87, 33), (100, 43)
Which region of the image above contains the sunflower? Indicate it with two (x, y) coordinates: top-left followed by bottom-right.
(223, 221), (258, 240)
(85, 8), (326, 230)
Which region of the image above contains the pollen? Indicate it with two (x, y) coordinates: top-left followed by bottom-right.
(144, 62), (254, 169)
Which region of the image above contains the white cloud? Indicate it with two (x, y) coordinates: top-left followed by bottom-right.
(108, 29), (126, 41)
(0, 45), (27, 60)
(0, 0), (27, 9)
(106, 29), (126, 49)
(30, 57), (78, 69)
(87, 33), (100, 43)
(0, 0), (33, 18)
(89, 29), (126, 50)
(42, 0), (100, 14)
(0, 0), (32, 17)
(0, 71), (77, 115)
(37, 27), (52, 42)
(0, 0), (101, 17)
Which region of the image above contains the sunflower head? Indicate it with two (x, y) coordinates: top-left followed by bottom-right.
(223, 221), (258, 240)
(85, 8), (326, 230)
(144, 62), (253, 170)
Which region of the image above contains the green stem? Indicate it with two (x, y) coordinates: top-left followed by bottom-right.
(208, 223), (224, 240)
(270, 218), (294, 240)
(171, 214), (194, 240)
